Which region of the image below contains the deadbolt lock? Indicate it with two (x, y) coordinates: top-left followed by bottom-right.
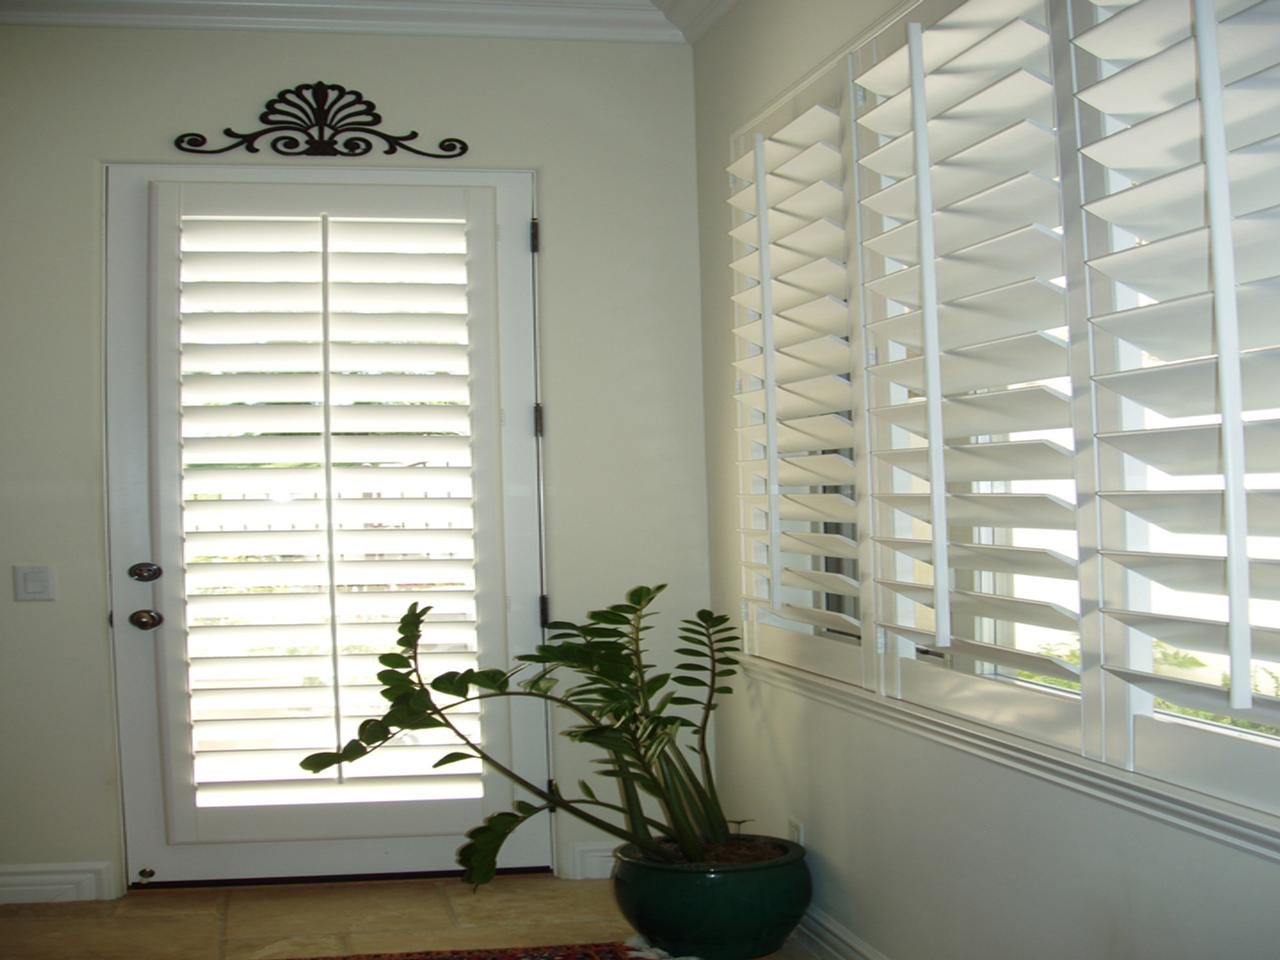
(128, 562), (163, 582)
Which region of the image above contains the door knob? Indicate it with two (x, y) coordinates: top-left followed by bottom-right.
(128, 562), (163, 582)
(128, 609), (164, 630)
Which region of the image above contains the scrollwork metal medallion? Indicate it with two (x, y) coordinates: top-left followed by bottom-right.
(174, 82), (468, 159)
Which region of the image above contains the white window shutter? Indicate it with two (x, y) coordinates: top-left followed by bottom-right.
(175, 186), (486, 807)
(729, 96), (864, 683)
(1074, 0), (1280, 799)
(726, 0), (1280, 816)
(855, 0), (1082, 743)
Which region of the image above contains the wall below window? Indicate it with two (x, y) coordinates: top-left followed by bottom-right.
(0, 24), (706, 886)
(692, 0), (1280, 956)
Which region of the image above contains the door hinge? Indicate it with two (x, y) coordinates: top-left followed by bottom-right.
(530, 218), (540, 253)
(533, 402), (545, 437)
(539, 594), (550, 627)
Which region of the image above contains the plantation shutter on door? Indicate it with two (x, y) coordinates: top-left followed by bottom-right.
(169, 183), (486, 810)
(852, 0), (1082, 745)
(727, 94), (863, 683)
(1073, 0), (1280, 803)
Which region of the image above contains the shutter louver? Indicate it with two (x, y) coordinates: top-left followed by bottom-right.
(178, 205), (482, 808)
(729, 97), (864, 668)
(1075, 0), (1280, 728)
(857, 0), (1083, 699)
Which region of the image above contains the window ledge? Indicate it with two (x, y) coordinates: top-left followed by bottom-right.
(741, 657), (1280, 865)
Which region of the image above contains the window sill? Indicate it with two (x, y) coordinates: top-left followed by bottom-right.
(740, 657), (1280, 864)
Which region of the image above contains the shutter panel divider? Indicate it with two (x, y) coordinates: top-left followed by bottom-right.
(319, 214), (347, 773)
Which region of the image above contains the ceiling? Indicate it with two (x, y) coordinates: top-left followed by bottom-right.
(0, 0), (737, 42)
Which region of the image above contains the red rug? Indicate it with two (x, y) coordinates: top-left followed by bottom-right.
(289, 944), (633, 960)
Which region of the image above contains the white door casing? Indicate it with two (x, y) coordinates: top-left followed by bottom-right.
(105, 164), (550, 884)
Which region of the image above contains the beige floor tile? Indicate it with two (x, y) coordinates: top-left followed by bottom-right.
(444, 876), (624, 927)
(225, 879), (455, 938)
(345, 919), (635, 954)
(0, 900), (117, 919)
(0, 914), (221, 960)
(222, 933), (347, 960)
(111, 886), (227, 917)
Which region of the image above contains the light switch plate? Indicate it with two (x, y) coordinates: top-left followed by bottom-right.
(13, 565), (54, 601)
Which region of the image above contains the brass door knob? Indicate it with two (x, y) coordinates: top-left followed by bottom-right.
(128, 609), (164, 630)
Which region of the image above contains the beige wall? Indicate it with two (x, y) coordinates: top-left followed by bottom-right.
(0, 24), (706, 884)
(692, 2), (1280, 958)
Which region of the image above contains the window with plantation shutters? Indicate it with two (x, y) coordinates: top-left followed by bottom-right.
(854, 0), (1082, 746)
(728, 88), (864, 685)
(726, 0), (1280, 822)
(173, 187), (487, 808)
(1073, 0), (1280, 807)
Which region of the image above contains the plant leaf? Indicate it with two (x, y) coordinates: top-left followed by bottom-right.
(431, 671), (472, 697)
(588, 609), (630, 625)
(433, 751), (476, 768)
(358, 719), (391, 744)
(458, 811), (527, 887)
(299, 751), (342, 773)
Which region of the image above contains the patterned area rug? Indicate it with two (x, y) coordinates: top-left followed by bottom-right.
(289, 944), (635, 960)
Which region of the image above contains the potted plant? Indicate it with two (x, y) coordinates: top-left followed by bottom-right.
(301, 584), (811, 960)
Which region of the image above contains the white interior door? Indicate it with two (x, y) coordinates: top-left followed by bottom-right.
(105, 165), (549, 884)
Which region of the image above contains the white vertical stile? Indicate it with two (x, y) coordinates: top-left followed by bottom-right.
(1192, 0), (1252, 709)
(752, 132), (783, 612)
(1050, 0), (1100, 758)
(148, 182), (201, 839)
(907, 22), (951, 648)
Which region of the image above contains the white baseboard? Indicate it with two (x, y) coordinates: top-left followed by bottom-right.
(794, 904), (890, 960)
(0, 862), (123, 903)
(561, 842), (616, 880)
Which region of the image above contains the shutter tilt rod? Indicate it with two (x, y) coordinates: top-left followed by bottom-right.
(1193, 0), (1251, 708)
(752, 132), (783, 613)
(908, 22), (952, 648)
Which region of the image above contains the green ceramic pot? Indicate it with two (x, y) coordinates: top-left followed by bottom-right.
(611, 836), (811, 960)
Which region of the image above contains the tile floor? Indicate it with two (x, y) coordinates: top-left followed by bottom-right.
(0, 874), (814, 960)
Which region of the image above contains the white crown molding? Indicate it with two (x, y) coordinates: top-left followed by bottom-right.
(0, 0), (691, 43)
(650, 0), (734, 42)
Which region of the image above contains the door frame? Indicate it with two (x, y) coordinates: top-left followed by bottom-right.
(105, 163), (551, 884)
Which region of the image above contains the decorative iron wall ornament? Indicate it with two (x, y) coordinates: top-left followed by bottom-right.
(174, 82), (469, 159)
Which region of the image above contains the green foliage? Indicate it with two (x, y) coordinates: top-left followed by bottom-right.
(1016, 640), (1280, 740)
(300, 585), (742, 885)
(458, 807), (546, 887)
